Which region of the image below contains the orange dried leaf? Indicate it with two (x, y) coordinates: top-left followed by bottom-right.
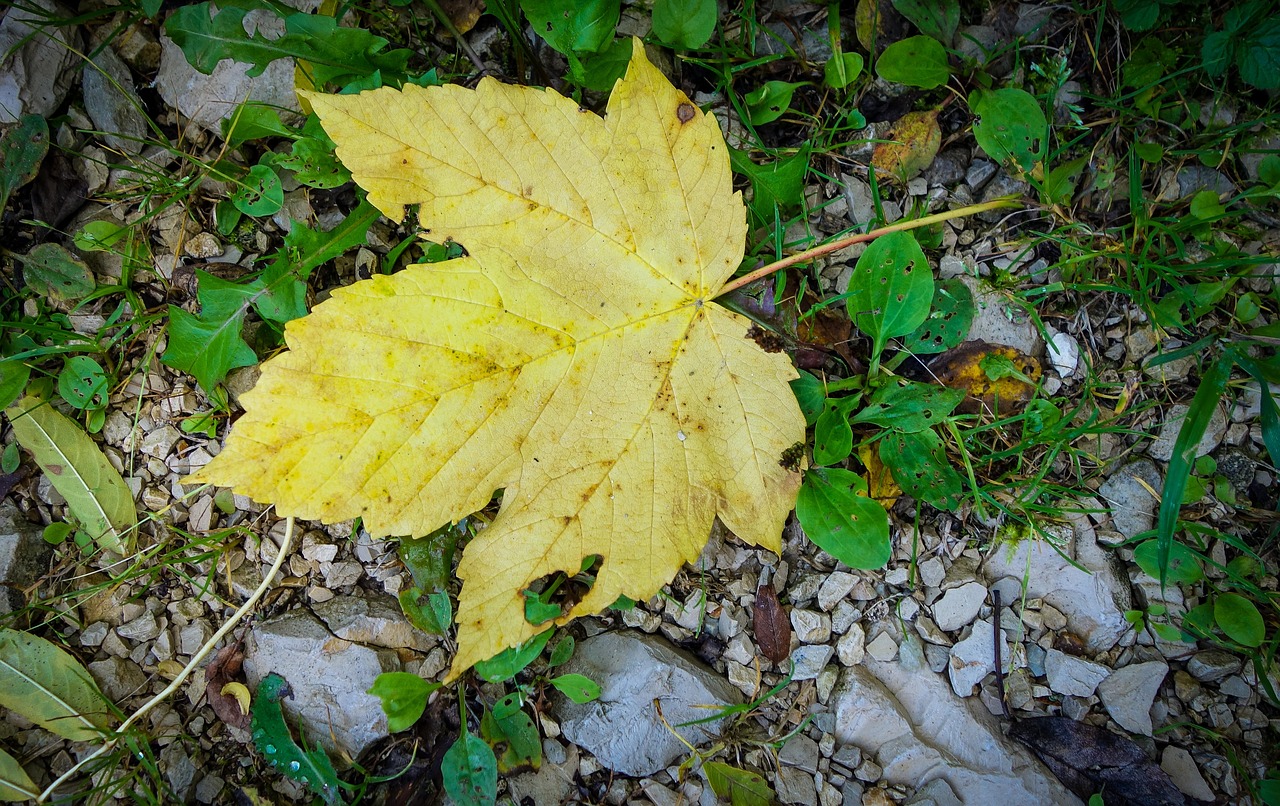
(871, 108), (941, 183)
(926, 340), (1041, 414)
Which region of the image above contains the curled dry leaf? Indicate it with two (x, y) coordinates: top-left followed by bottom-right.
(753, 582), (791, 664)
(923, 340), (1041, 414)
(871, 108), (942, 183)
(204, 643), (251, 731)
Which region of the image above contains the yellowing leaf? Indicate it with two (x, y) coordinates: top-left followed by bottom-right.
(871, 108), (941, 183)
(926, 340), (1041, 414)
(221, 681), (252, 716)
(190, 40), (805, 678)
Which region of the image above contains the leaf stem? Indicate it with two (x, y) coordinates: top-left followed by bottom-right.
(716, 197), (1024, 297)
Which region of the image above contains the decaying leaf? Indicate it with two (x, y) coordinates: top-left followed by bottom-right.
(190, 40), (805, 678)
(204, 643), (251, 731)
(753, 582), (791, 664)
(719, 275), (859, 370)
(859, 443), (901, 504)
(437, 0), (484, 35)
(871, 108), (942, 183)
(924, 340), (1041, 414)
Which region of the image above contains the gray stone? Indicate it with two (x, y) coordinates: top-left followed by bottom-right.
(161, 743), (196, 801)
(0, 502), (52, 613)
(756, 21), (831, 63)
(979, 171), (1030, 217)
(554, 631), (740, 776)
(905, 777), (962, 806)
(982, 516), (1130, 652)
(88, 656), (148, 702)
(243, 608), (400, 761)
(194, 773), (225, 804)
(1044, 649), (1110, 697)
(791, 609), (832, 644)
(1160, 746), (1215, 802)
(841, 175), (875, 230)
(313, 592), (424, 649)
(833, 660), (1081, 804)
(776, 765), (819, 805)
(0, 0), (80, 123)
(924, 149), (968, 187)
(867, 632), (897, 662)
(1099, 459), (1163, 539)
(117, 610), (162, 642)
(780, 734), (821, 773)
(1148, 403), (1227, 463)
(837, 624), (866, 667)
(1176, 165), (1235, 198)
(793, 645), (836, 680)
(956, 26), (1004, 71)
(508, 743), (578, 806)
(82, 46), (147, 153)
(817, 572), (858, 612)
(959, 275), (1043, 358)
(1186, 650), (1241, 682)
(1097, 661), (1167, 735)
(931, 582), (986, 632)
(918, 558), (945, 589)
(948, 619), (1008, 697)
(139, 424), (181, 458)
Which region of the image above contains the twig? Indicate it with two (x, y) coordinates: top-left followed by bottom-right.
(716, 197), (1024, 297)
(38, 517), (297, 802)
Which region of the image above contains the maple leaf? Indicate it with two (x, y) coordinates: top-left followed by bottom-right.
(189, 39), (805, 677)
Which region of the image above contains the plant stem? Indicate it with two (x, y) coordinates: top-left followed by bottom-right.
(716, 197), (1024, 297)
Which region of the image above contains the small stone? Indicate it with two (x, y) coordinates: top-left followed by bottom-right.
(866, 632), (897, 662)
(1149, 403), (1227, 463)
(1099, 459), (1163, 539)
(194, 773), (225, 803)
(914, 615), (952, 647)
(965, 159), (997, 190)
(780, 734), (820, 773)
(324, 560), (363, 588)
(817, 572), (858, 611)
(918, 557), (945, 588)
(88, 656), (148, 701)
(931, 582), (987, 632)
(1097, 660), (1167, 735)
(1220, 675), (1252, 699)
(947, 620), (1001, 697)
(837, 624), (866, 667)
(817, 665), (840, 704)
(117, 609), (162, 642)
(793, 645), (836, 680)
(854, 758), (882, 783)
(81, 621), (109, 646)
(1160, 746), (1215, 802)
(791, 609), (832, 644)
(1173, 670), (1201, 701)
(1047, 331), (1079, 377)
(776, 765), (818, 805)
(178, 621), (212, 656)
(1045, 648), (1111, 697)
(1187, 650), (1241, 682)
(139, 424), (182, 458)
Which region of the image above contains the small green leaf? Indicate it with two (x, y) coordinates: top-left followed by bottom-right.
(0, 442), (18, 474)
(21, 244), (96, 302)
(250, 673), (342, 805)
(0, 361), (31, 410)
(813, 401), (853, 466)
(824, 52), (865, 89)
(222, 103), (293, 148)
(796, 467), (891, 569)
(1189, 190), (1226, 219)
(789, 370), (826, 426)
(73, 220), (129, 253)
(891, 0), (959, 45)
(849, 381), (965, 433)
(744, 81), (804, 126)
(42, 522), (74, 545)
(1134, 142), (1164, 163)
(1214, 592), (1265, 647)
(480, 706), (542, 773)
(368, 671), (442, 732)
(0, 745), (38, 802)
(442, 731), (498, 806)
(970, 88), (1047, 174)
(161, 273), (261, 393)
(0, 628), (112, 742)
(520, 0), (619, 55)
(57, 357), (108, 411)
(729, 143), (811, 226)
(269, 137), (351, 189)
(1236, 18), (1280, 90)
(474, 629), (553, 683)
(0, 114), (49, 213)
(1133, 540), (1204, 586)
(548, 635), (575, 667)
(523, 591), (562, 626)
(232, 164), (284, 217)
(875, 36), (950, 89)
(900, 277), (974, 355)
(703, 761), (774, 806)
(652, 0), (717, 50)
(843, 230), (933, 357)
(549, 673), (601, 703)
(879, 429), (963, 511)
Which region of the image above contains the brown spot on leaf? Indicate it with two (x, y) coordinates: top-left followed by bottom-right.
(47, 463), (64, 475)
(677, 103), (695, 124)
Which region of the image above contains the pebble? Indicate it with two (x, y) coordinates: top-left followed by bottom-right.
(931, 582), (987, 632)
(837, 624), (866, 666)
(780, 734), (821, 773)
(866, 631), (898, 662)
(139, 425), (182, 458)
(324, 560), (363, 588)
(1097, 660), (1167, 735)
(1220, 675), (1252, 699)
(947, 620), (997, 696)
(793, 645), (836, 680)
(918, 557), (945, 588)
(965, 159), (996, 190)
(1160, 746), (1215, 802)
(1148, 403), (1227, 462)
(776, 766), (818, 805)
(792, 609), (832, 643)
(1045, 648), (1111, 697)
(117, 610), (162, 642)
(1187, 650), (1241, 682)
(80, 621), (109, 646)
(817, 572), (858, 611)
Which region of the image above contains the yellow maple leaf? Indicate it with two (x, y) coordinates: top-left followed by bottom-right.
(189, 40), (805, 678)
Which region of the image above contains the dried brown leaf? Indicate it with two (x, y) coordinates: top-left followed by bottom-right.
(925, 340), (1041, 414)
(204, 643), (250, 731)
(753, 582), (791, 664)
(871, 108), (941, 183)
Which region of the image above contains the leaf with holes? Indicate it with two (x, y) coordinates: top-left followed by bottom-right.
(0, 114), (49, 214)
(879, 429), (962, 510)
(21, 244), (95, 302)
(971, 88), (1047, 176)
(443, 731), (498, 806)
(57, 357), (109, 411)
(796, 467), (891, 569)
(188, 40), (804, 679)
(840, 231), (933, 358)
(250, 673), (342, 805)
(901, 278), (973, 355)
(849, 381), (964, 433)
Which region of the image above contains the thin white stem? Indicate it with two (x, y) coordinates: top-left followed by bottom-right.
(38, 517), (297, 803)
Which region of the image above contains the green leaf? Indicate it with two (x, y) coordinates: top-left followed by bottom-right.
(232, 164), (284, 217)
(0, 114), (49, 213)
(480, 706), (542, 773)
(442, 731), (498, 806)
(970, 88), (1046, 174)
(281, 199), (379, 279)
(549, 673), (601, 703)
(0, 628), (112, 742)
(576, 37), (633, 92)
(813, 401), (853, 466)
(473, 629), (553, 683)
(1134, 142), (1164, 163)
(1189, 190), (1226, 219)
(251, 674), (342, 805)
(1043, 156), (1088, 207)
(795, 467), (891, 569)
(824, 52), (864, 89)
(399, 587), (453, 634)
(875, 36), (950, 89)
(520, 0), (619, 55)
(57, 357), (109, 411)
(548, 634), (575, 667)
(0, 360), (31, 411)
(399, 520), (463, 592)
(652, 0), (717, 50)
(900, 277), (973, 355)
(0, 745), (38, 802)
(165, 4), (411, 85)
(0, 442), (18, 474)
(729, 143), (811, 226)
(21, 244), (96, 302)
(368, 672), (442, 732)
(73, 220), (130, 253)
(5, 397), (136, 554)
(1133, 540), (1204, 586)
(744, 81), (804, 126)
(891, 0), (959, 45)
(269, 137), (350, 189)
(849, 382), (964, 432)
(703, 761), (773, 806)
(1214, 592), (1265, 647)
(1258, 154), (1280, 187)
(1236, 18), (1280, 90)
(221, 103), (293, 148)
(161, 273), (261, 393)
(1201, 30), (1234, 77)
(879, 429), (963, 510)
(43, 522), (74, 545)
(790, 370), (825, 426)
(843, 230), (933, 357)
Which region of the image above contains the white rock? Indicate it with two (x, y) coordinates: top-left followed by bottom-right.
(867, 632), (898, 662)
(947, 619), (1009, 697)
(1160, 746), (1215, 802)
(838, 624), (866, 666)
(1044, 648), (1110, 697)
(791, 608), (831, 644)
(139, 425), (181, 458)
(1047, 331), (1079, 377)
(931, 582), (987, 632)
(792, 645), (835, 680)
(1097, 660), (1167, 735)
(817, 572), (858, 611)
(918, 557), (945, 588)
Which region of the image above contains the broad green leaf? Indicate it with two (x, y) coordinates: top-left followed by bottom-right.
(879, 429), (962, 510)
(480, 706), (541, 773)
(652, 0), (717, 50)
(21, 244), (96, 302)
(73, 220), (129, 253)
(875, 36), (950, 89)
(900, 277), (973, 355)
(745, 81), (805, 126)
(0, 360), (31, 410)
(970, 88), (1046, 175)
(0, 114), (49, 213)
(165, 4), (410, 84)
(521, 0), (619, 55)
(549, 672), (601, 703)
(813, 401), (853, 466)
(399, 588), (453, 634)
(548, 634), (575, 667)
(824, 52), (864, 89)
(221, 103), (293, 148)
(280, 199), (380, 279)
(789, 370), (825, 426)
(368, 672), (442, 732)
(703, 761), (773, 806)
(442, 731), (497, 806)
(1134, 142), (1164, 163)
(399, 521), (463, 592)
(849, 381), (964, 432)
(843, 230), (933, 356)
(891, 0), (958, 45)
(251, 673), (342, 805)
(57, 356), (109, 411)
(796, 467), (891, 569)
(0, 628), (111, 742)
(0, 746), (37, 802)
(162, 272), (260, 393)
(1133, 540), (1204, 585)
(577, 37), (634, 92)
(729, 143), (811, 226)
(473, 629), (553, 683)
(269, 137), (350, 189)
(5, 397), (135, 554)
(232, 164), (284, 217)
(1189, 190), (1226, 219)
(190, 41), (805, 680)
(1214, 592), (1265, 647)
(1237, 18), (1280, 90)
